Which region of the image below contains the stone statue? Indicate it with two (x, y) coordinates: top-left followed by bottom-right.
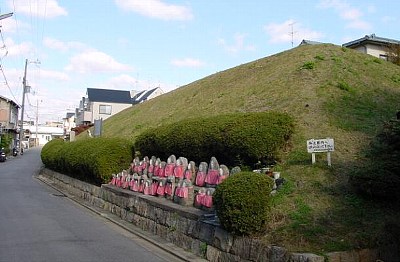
(205, 157), (220, 186)
(195, 162), (208, 187)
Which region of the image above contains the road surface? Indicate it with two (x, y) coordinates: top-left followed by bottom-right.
(0, 147), (183, 262)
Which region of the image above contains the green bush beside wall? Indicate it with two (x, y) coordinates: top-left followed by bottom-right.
(41, 137), (133, 185)
(213, 171), (274, 236)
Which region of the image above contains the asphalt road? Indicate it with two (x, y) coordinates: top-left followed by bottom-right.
(0, 147), (183, 262)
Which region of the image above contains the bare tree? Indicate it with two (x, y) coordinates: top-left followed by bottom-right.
(386, 43), (400, 66)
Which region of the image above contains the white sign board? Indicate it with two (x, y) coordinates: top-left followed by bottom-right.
(307, 138), (334, 153)
(307, 138), (334, 166)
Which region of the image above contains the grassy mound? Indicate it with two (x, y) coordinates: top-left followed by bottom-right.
(76, 44), (400, 253)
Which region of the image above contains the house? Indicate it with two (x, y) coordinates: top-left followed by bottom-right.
(75, 87), (164, 126)
(342, 34), (400, 60)
(76, 88), (133, 125)
(62, 112), (76, 138)
(24, 124), (64, 146)
(0, 95), (19, 148)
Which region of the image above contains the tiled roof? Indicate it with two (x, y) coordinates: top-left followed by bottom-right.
(299, 39), (324, 46)
(343, 34), (400, 48)
(87, 88), (132, 104)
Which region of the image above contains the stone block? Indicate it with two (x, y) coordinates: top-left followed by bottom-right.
(289, 253), (325, 262)
(213, 227), (233, 253)
(327, 251), (359, 262)
(197, 221), (216, 244)
(230, 236), (252, 258)
(206, 245), (221, 262)
(155, 223), (168, 239)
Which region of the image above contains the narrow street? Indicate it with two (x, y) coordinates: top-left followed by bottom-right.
(0, 147), (183, 262)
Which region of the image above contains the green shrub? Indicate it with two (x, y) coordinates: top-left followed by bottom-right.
(350, 120), (400, 200)
(0, 133), (13, 154)
(41, 137), (133, 185)
(213, 172), (274, 236)
(134, 112), (294, 167)
(41, 138), (65, 169)
(301, 61), (315, 69)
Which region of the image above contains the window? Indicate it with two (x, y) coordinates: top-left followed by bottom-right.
(379, 54), (388, 61)
(99, 105), (112, 115)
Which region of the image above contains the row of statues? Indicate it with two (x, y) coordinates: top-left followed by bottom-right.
(110, 155), (235, 209)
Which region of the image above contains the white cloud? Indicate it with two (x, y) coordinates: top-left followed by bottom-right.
(43, 37), (87, 52)
(0, 17), (30, 34)
(170, 58), (205, 68)
(217, 33), (256, 54)
(318, 0), (371, 31)
(115, 0), (193, 21)
(102, 74), (138, 89)
(7, 0), (67, 19)
(65, 51), (134, 74)
(264, 20), (323, 44)
(39, 69), (70, 81)
(3, 37), (34, 57)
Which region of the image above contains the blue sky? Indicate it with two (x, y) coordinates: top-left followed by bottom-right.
(0, 0), (399, 123)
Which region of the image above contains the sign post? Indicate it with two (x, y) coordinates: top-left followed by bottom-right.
(307, 138), (334, 166)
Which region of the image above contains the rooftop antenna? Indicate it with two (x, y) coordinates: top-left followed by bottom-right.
(289, 21), (297, 47)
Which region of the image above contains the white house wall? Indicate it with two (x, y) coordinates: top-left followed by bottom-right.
(353, 43), (388, 58)
(91, 102), (131, 122)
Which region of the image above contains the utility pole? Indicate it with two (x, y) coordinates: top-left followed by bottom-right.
(19, 59), (28, 151)
(289, 22), (297, 48)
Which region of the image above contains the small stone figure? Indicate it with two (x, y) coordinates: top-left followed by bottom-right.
(230, 166), (241, 175)
(194, 188), (207, 208)
(158, 161), (166, 177)
(164, 155), (176, 177)
(153, 158), (161, 177)
(156, 178), (167, 197)
(147, 156), (157, 178)
(174, 179), (194, 206)
(205, 157), (220, 186)
(195, 162), (208, 187)
(173, 157), (185, 181)
(143, 178), (152, 195)
(217, 165), (229, 184)
(184, 161), (196, 183)
(202, 188), (215, 209)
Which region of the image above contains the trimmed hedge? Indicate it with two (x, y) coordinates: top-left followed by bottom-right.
(350, 120), (400, 200)
(213, 172), (274, 236)
(41, 137), (133, 185)
(134, 111), (294, 167)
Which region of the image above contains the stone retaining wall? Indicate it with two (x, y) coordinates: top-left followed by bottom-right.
(39, 168), (395, 262)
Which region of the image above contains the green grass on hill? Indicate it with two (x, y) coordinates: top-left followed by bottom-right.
(83, 44), (400, 253)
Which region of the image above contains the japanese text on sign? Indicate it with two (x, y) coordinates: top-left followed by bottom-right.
(307, 138), (334, 153)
